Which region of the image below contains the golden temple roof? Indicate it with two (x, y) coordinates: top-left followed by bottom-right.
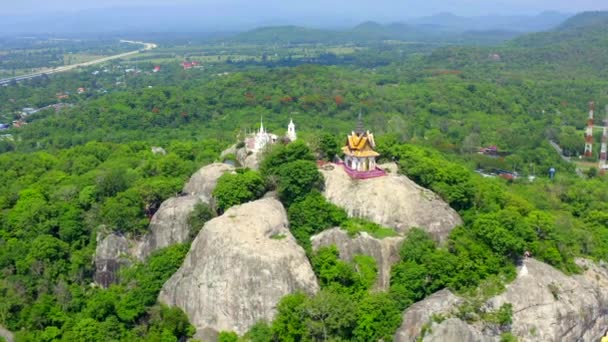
(343, 131), (379, 157)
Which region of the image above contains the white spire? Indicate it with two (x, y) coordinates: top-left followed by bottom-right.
(260, 116), (264, 133)
(287, 118), (297, 141)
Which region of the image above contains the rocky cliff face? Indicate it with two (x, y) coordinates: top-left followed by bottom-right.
(393, 258), (608, 342)
(321, 163), (462, 242)
(159, 198), (319, 341)
(135, 195), (201, 260)
(311, 228), (403, 290)
(93, 232), (131, 287)
(394, 289), (463, 342)
(423, 319), (495, 342)
(182, 163), (235, 203)
(487, 258), (608, 342)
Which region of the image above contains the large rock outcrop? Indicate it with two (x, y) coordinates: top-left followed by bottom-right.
(393, 258), (608, 342)
(311, 228), (403, 290)
(94, 232), (131, 287)
(135, 195), (202, 260)
(182, 163), (235, 203)
(159, 198), (319, 341)
(321, 163), (462, 242)
(394, 289), (463, 342)
(487, 258), (608, 342)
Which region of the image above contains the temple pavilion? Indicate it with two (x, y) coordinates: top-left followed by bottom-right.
(341, 114), (385, 179)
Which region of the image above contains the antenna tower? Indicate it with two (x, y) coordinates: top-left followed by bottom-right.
(584, 101), (595, 157)
(600, 105), (608, 172)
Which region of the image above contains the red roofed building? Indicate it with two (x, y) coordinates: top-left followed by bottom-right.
(181, 61), (200, 70)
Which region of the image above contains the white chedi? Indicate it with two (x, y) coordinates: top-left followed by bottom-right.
(286, 119), (297, 142)
(252, 118), (278, 153)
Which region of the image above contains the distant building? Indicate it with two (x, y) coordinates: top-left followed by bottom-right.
(77, 87), (86, 94)
(479, 145), (498, 156)
(22, 107), (36, 116)
(181, 61), (200, 70)
(0, 123), (9, 130)
(12, 120), (26, 128)
(153, 66), (161, 73)
(489, 53), (501, 61)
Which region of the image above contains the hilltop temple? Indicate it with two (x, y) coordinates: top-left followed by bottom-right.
(341, 114), (386, 179)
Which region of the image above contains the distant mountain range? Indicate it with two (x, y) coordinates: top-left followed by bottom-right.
(423, 11), (608, 79)
(0, 8), (570, 37)
(231, 12), (570, 45)
(406, 11), (569, 32)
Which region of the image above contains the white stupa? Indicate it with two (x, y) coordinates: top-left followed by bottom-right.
(286, 118), (297, 142)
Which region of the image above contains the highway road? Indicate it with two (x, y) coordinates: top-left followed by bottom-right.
(0, 40), (157, 86)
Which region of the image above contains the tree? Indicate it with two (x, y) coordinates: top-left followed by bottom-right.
(187, 202), (216, 239)
(276, 160), (323, 206)
(353, 293), (402, 342)
(399, 228), (437, 263)
(260, 140), (315, 178)
(272, 293), (308, 342)
(318, 133), (339, 160)
(287, 192), (347, 248)
(212, 170), (266, 213)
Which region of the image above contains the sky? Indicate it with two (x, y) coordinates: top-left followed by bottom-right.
(2, 0), (606, 17)
(0, 0), (605, 34)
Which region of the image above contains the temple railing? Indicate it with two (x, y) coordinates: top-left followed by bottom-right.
(338, 162), (386, 179)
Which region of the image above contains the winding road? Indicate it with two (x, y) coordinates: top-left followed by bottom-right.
(0, 40), (157, 86)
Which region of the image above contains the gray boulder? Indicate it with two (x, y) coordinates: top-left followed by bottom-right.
(135, 195), (202, 261)
(183, 163), (235, 202)
(94, 232), (131, 287)
(321, 163), (462, 242)
(159, 198), (319, 340)
(394, 289), (463, 342)
(311, 227), (403, 290)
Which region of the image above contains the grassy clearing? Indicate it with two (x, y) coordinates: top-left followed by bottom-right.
(342, 218), (398, 239)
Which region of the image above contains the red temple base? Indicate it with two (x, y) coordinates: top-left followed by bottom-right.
(337, 162), (386, 179)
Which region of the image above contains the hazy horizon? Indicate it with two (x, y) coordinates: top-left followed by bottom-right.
(2, 0), (607, 18)
(0, 1), (606, 34)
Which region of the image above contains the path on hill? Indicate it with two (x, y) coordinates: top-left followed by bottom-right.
(0, 40), (157, 86)
(549, 139), (584, 177)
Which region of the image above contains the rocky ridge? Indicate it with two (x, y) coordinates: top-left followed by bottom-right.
(94, 163), (233, 286)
